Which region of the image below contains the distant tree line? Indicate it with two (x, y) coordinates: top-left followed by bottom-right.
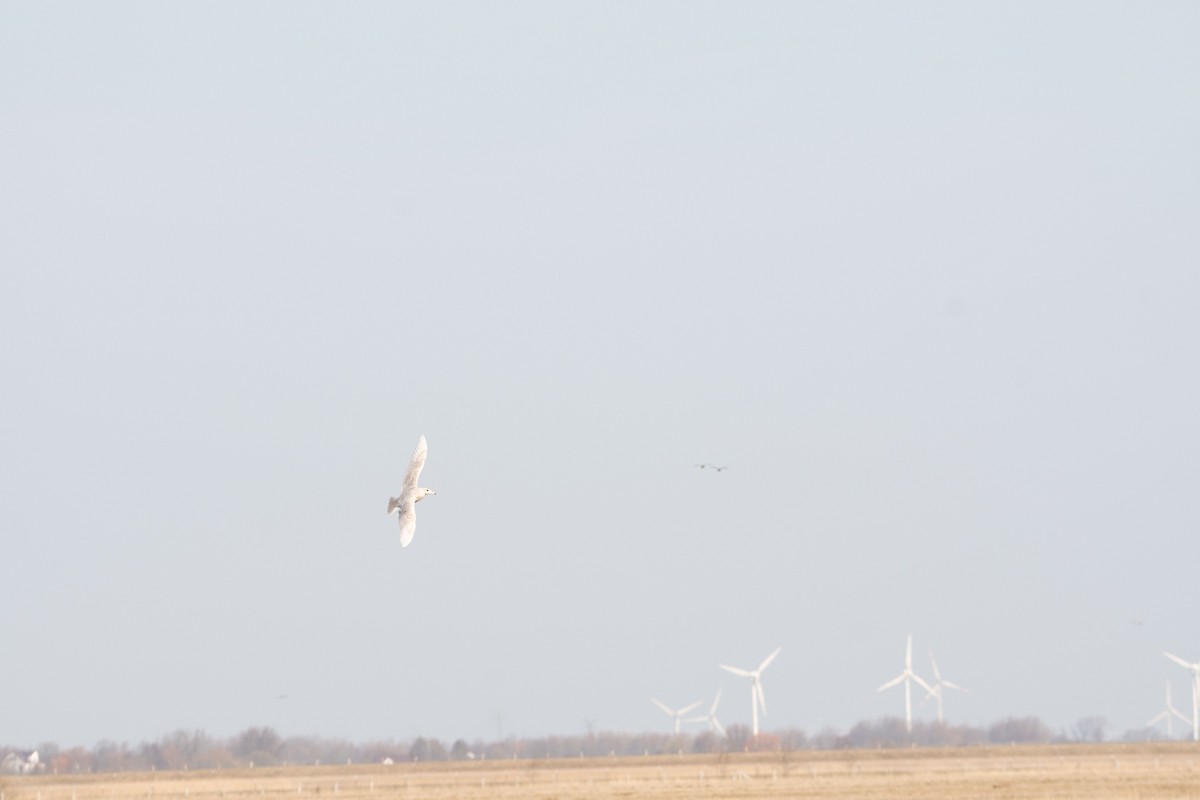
(2, 715), (1187, 774)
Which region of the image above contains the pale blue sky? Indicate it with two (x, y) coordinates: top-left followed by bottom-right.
(2, 1), (1199, 747)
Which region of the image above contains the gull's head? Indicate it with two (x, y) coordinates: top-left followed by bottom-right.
(416, 488), (436, 501)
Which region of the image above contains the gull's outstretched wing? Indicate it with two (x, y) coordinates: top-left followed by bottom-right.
(402, 435), (428, 495)
(397, 501), (418, 547)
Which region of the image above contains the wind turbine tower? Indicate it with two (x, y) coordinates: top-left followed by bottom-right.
(877, 634), (933, 733)
(1147, 680), (1191, 738)
(650, 698), (702, 734)
(923, 651), (969, 724)
(1163, 652), (1200, 742)
(718, 646), (781, 737)
(687, 690), (727, 738)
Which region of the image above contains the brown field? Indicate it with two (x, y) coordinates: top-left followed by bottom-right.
(4, 744), (1200, 800)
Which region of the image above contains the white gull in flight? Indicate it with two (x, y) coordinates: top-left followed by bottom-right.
(387, 434), (436, 547)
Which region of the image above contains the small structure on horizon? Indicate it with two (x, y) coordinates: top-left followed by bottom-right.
(1, 750), (41, 775)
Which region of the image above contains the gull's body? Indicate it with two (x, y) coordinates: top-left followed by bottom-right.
(388, 434), (435, 547)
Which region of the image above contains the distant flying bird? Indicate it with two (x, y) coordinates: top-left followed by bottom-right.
(695, 464), (729, 472)
(387, 434), (436, 547)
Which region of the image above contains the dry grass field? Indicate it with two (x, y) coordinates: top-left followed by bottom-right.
(4, 744), (1200, 800)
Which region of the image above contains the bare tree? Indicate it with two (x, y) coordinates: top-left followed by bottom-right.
(232, 727), (282, 766)
(1070, 716), (1108, 743)
(987, 716), (1053, 744)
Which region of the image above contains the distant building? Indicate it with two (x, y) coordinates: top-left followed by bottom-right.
(1, 750), (41, 775)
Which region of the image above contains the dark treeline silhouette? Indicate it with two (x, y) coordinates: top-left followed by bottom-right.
(3, 716), (1187, 774)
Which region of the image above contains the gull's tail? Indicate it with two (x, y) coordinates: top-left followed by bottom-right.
(387, 496), (399, 514)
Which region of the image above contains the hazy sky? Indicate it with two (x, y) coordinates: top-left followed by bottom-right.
(2, 2), (1199, 749)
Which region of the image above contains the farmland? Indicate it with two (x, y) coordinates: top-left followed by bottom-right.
(4, 743), (1200, 800)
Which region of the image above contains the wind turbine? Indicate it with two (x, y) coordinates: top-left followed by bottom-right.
(876, 634), (933, 732)
(921, 651), (969, 724)
(686, 690), (727, 738)
(718, 646), (781, 736)
(1163, 652), (1200, 741)
(1146, 680), (1191, 738)
(650, 698), (702, 734)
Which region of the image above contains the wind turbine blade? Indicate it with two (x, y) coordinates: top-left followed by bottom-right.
(1165, 652), (1199, 670)
(755, 678), (768, 715)
(758, 646), (782, 672)
(929, 652), (942, 682)
(1172, 708), (1193, 725)
(710, 689), (722, 714)
(650, 698), (673, 716)
(877, 674), (905, 692)
(713, 717), (727, 738)
(942, 680), (969, 693)
(905, 635), (913, 669)
(912, 673), (935, 694)
(685, 715), (707, 724)
(719, 664), (753, 677)
(679, 700), (703, 716)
